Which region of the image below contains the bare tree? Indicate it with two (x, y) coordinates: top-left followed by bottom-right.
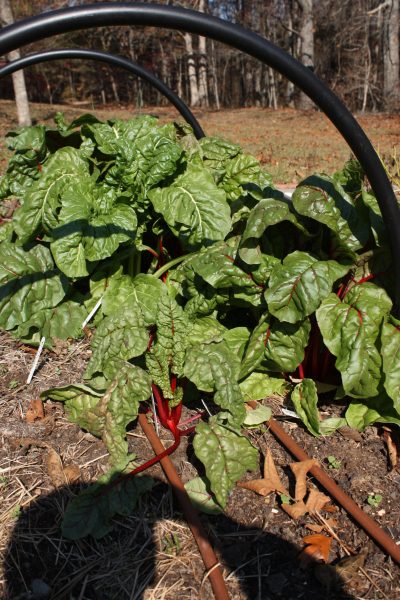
(184, 32), (200, 107)
(297, 0), (314, 110)
(383, 0), (399, 109)
(0, 0), (31, 126)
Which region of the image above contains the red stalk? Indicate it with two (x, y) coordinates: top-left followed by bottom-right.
(298, 362), (305, 380)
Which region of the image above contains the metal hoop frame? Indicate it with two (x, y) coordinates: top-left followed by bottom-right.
(0, 2), (399, 312)
(0, 48), (204, 139)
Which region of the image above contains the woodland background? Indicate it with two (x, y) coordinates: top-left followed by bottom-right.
(0, 0), (399, 115)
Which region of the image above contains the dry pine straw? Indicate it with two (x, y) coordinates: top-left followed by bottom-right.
(0, 330), (399, 599)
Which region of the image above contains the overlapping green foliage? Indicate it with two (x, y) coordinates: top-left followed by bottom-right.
(1, 114), (399, 537)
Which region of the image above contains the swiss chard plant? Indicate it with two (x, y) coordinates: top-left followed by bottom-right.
(1, 113), (399, 538)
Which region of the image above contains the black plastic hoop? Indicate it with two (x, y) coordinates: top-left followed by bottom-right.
(0, 48), (204, 139)
(0, 2), (399, 313)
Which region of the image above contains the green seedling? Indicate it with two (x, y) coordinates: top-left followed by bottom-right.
(367, 493), (383, 508)
(279, 493), (292, 505)
(326, 455), (342, 469)
(8, 379), (19, 390)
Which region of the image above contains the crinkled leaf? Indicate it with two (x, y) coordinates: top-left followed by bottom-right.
(265, 251), (350, 323)
(184, 341), (244, 425)
(62, 471), (153, 539)
(291, 379), (321, 436)
(42, 383), (105, 436)
(381, 318), (400, 414)
(240, 371), (289, 401)
(16, 297), (86, 346)
(223, 327), (250, 360)
(146, 291), (188, 404)
(148, 164), (231, 248)
(263, 318), (311, 372)
(188, 316), (227, 345)
(239, 314), (270, 379)
(292, 174), (369, 251)
(13, 148), (89, 244)
(0, 242), (67, 330)
(193, 417), (258, 507)
(51, 181), (137, 278)
(86, 305), (148, 379)
(184, 476), (223, 515)
(220, 154), (267, 201)
(102, 272), (165, 325)
(316, 285), (391, 397)
(239, 198), (306, 265)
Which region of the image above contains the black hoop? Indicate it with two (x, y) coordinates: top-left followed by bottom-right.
(0, 48), (204, 139)
(0, 2), (399, 313)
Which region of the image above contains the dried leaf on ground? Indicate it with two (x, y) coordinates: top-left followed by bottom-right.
(25, 398), (45, 423)
(282, 500), (307, 520)
(382, 428), (399, 471)
(338, 426), (362, 442)
(238, 448), (287, 496)
(45, 448), (80, 486)
(305, 518), (338, 533)
(290, 459), (318, 502)
(305, 488), (330, 513)
(299, 533), (332, 569)
(333, 547), (368, 584)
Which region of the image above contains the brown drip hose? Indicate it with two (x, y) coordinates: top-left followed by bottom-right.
(268, 417), (400, 565)
(138, 413), (231, 600)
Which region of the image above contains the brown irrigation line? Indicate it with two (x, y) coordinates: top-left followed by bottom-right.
(137, 414), (230, 600)
(268, 417), (400, 565)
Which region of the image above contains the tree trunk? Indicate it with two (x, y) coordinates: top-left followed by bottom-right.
(0, 0), (31, 126)
(184, 32), (200, 107)
(198, 0), (209, 107)
(383, 0), (399, 109)
(297, 0), (314, 110)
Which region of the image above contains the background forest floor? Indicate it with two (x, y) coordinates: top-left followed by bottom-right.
(0, 101), (399, 600)
(0, 99), (399, 184)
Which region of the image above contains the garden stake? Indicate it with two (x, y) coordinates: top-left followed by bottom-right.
(268, 417), (400, 565)
(137, 413), (230, 600)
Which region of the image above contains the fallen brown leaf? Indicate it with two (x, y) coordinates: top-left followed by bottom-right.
(290, 459), (318, 502)
(282, 500), (307, 520)
(305, 518), (338, 533)
(45, 449), (80, 486)
(338, 426), (362, 443)
(333, 547), (368, 585)
(298, 533), (332, 569)
(63, 464), (81, 484)
(25, 399), (45, 423)
(305, 488), (330, 513)
(382, 428), (399, 471)
(238, 448), (287, 496)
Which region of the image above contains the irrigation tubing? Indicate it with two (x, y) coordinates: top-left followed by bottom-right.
(137, 413), (230, 600)
(0, 48), (204, 139)
(268, 417), (400, 565)
(0, 3), (399, 315)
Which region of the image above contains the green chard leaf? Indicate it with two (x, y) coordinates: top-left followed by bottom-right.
(0, 242), (67, 331)
(239, 197), (307, 265)
(13, 147), (89, 244)
(292, 174), (370, 251)
(146, 291), (188, 405)
(263, 318), (311, 373)
(316, 284), (392, 398)
(51, 181), (137, 278)
(193, 417), (258, 507)
(148, 163), (231, 248)
(62, 470), (154, 539)
(184, 477), (223, 515)
(239, 314), (270, 379)
(291, 379), (321, 436)
(381, 317), (400, 414)
(44, 363), (151, 463)
(345, 394), (400, 431)
(265, 251), (350, 323)
(85, 305), (148, 379)
(184, 341), (245, 425)
(239, 371), (289, 401)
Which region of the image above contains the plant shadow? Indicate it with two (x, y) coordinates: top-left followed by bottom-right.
(4, 479), (356, 600)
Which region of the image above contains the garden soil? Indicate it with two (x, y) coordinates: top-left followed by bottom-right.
(0, 102), (399, 599)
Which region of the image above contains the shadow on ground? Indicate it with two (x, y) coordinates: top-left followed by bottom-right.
(4, 479), (355, 600)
